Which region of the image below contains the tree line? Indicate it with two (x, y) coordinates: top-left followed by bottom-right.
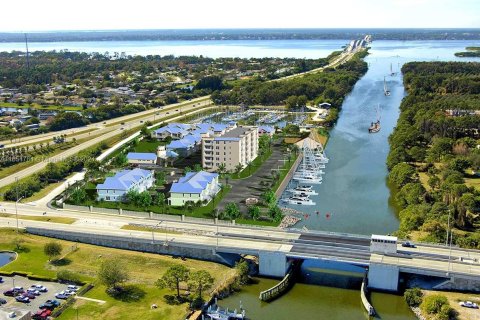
(387, 61), (480, 247)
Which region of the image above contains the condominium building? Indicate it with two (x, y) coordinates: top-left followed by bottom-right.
(202, 126), (258, 172)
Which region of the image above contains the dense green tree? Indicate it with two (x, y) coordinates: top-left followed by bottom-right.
(188, 270), (214, 298)
(98, 258), (129, 291)
(44, 242), (63, 261)
(156, 265), (190, 299)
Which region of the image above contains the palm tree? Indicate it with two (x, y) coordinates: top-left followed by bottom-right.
(246, 161), (252, 176)
(234, 163), (243, 178)
(217, 163), (226, 175)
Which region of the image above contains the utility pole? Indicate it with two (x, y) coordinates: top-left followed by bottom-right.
(445, 209), (451, 246)
(15, 177), (19, 232)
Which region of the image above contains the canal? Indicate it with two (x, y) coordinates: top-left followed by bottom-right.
(222, 40), (480, 319)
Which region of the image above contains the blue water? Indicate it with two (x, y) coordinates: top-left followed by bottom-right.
(0, 252), (15, 267)
(0, 39), (349, 58)
(282, 40), (480, 235)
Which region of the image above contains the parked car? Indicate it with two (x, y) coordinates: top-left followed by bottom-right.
(67, 285), (78, 291)
(55, 293), (68, 300)
(63, 290), (75, 296)
(39, 299), (60, 310)
(27, 288), (41, 295)
(0, 276), (3, 283)
(33, 309), (52, 320)
(13, 286), (24, 291)
(15, 296), (29, 303)
(32, 284), (48, 292)
(0, 297), (7, 304)
(459, 301), (479, 309)
(22, 292), (35, 299)
(402, 241), (416, 248)
(3, 290), (15, 297)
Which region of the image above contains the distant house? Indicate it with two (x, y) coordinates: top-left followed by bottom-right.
(38, 112), (57, 120)
(24, 123), (40, 130)
(151, 123), (190, 140)
(169, 171), (220, 206)
(258, 125), (275, 137)
(126, 152), (158, 165)
(96, 168), (154, 202)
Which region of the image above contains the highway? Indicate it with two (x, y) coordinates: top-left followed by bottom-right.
(0, 96), (211, 148)
(0, 98), (213, 188)
(3, 201), (480, 277)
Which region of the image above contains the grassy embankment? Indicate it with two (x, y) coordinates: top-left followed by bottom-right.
(0, 228), (235, 320)
(0, 213), (76, 224)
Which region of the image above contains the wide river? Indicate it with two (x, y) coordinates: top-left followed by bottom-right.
(2, 38), (479, 319)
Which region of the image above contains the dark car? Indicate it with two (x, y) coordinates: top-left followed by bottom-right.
(0, 276), (3, 282)
(402, 241), (416, 248)
(40, 299), (60, 310)
(0, 297), (7, 304)
(22, 292), (35, 299)
(15, 296), (29, 303)
(3, 290), (16, 297)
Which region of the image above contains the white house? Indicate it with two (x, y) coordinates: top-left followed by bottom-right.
(96, 168), (154, 202)
(168, 171), (220, 206)
(126, 152), (158, 165)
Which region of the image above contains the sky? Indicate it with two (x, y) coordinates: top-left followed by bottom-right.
(0, 0), (479, 32)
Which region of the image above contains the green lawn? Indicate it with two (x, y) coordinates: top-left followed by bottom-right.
(133, 139), (164, 153)
(0, 213), (76, 224)
(0, 228), (235, 320)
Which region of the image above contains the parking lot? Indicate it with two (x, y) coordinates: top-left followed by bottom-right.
(0, 275), (71, 314)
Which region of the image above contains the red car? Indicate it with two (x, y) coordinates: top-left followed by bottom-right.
(33, 309), (51, 320)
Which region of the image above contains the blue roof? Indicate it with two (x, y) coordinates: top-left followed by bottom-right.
(166, 150), (179, 158)
(258, 125), (275, 133)
(127, 152), (157, 161)
(211, 124), (228, 132)
(97, 168), (152, 191)
(167, 139), (195, 150)
(170, 171), (219, 194)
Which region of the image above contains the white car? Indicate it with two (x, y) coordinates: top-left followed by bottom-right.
(67, 285), (78, 291)
(32, 284), (48, 292)
(26, 288), (41, 295)
(459, 301), (479, 309)
(64, 289), (76, 296)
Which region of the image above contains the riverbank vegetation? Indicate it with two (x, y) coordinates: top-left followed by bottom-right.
(387, 61), (480, 247)
(211, 51), (368, 126)
(455, 47), (480, 57)
(0, 228), (234, 320)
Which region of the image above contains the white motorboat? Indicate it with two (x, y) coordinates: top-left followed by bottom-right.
(287, 186), (318, 195)
(282, 196), (316, 205)
(293, 176), (322, 184)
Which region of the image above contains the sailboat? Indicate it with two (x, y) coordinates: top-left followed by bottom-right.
(368, 104), (381, 133)
(383, 76), (391, 96)
(390, 63), (397, 76)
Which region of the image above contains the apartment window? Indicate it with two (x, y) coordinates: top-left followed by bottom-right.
(216, 157), (220, 161)
(106, 196), (110, 200)
(216, 152), (219, 155)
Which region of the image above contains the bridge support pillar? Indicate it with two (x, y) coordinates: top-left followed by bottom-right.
(368, 263), (399, 292)
(258, 252), (288, 278)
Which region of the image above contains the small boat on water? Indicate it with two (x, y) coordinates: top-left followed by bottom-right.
(368, 104), (381, 133)
(390, 63), (397, 76)
(384, 76), (391, 96)
(282, 196), (316, 205)
(205, 302), (246, 320)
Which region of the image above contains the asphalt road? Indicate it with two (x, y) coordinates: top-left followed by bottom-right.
(0, 98), (213, 188)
